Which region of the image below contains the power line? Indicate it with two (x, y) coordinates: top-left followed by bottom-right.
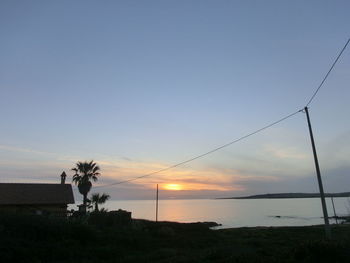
(306, 38), (350, 107)
(95, 109), (303, 188)
(92, 38), (349, 188)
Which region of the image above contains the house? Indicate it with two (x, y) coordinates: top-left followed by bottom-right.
(0, 183), (75, 216)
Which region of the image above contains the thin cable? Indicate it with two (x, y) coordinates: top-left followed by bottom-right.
(96, 39), (349, 188)
(95, 109), (303, 188)
(306, 38), (350, 107)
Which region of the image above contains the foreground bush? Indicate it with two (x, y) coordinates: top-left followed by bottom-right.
(0, 213), (349, 262)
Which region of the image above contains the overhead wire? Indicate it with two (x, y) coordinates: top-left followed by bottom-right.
(95, 109), (303, 188)
(95, 37), (350, 188)
(305, 38), (350, 107)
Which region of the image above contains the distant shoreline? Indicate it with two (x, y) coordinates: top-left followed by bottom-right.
(218, 192), (350, 199)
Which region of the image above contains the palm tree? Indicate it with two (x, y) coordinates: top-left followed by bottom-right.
(90, 193), (110, 212)
(72, 160), (101, 207)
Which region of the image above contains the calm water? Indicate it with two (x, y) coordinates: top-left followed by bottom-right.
(79, 198), (350, 228)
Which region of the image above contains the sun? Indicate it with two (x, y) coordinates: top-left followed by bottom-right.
(163, 184), (183, 191)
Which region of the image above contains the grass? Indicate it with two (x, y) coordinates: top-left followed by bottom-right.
(0, 213), (349, 262)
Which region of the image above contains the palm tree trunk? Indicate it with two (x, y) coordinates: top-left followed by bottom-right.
(83, 193), (88, 206)
(95, 203), (99, 212)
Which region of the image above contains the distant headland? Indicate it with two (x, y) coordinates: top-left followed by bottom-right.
(218, 192), (350, 199)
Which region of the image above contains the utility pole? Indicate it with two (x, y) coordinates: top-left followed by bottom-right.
(304, 107), (331, 239)
(331, 197), (338, 224)
(156, 184), (159, 222)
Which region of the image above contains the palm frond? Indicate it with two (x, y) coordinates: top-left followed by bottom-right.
(71, 160), (102, 200)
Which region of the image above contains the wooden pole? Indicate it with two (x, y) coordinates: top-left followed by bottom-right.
(304, 107), (331, 239)
(156, 184), (159, 222)
(331, 197), (338, 224)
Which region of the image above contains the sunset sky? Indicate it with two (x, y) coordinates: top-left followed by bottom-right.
(0, 1), (349, 201)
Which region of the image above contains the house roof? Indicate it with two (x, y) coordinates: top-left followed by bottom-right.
(0, 183), (75, 205)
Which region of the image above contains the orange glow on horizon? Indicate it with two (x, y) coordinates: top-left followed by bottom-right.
(163, 184), (183, 191)
(99, 159), (249, 192)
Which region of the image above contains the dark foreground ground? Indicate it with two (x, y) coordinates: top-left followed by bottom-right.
(0, 213), (349, 263)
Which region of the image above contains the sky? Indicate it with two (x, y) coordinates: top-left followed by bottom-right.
(0, 0), (349, 201)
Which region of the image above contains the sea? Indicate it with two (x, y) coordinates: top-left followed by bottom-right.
(72, 197), (350, 229)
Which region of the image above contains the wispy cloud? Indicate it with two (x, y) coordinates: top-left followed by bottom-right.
(263, 144), (309, 160)
(4, 144), (344, 199)
(0, 144), (54, 155)
(94, 160), (284, 192)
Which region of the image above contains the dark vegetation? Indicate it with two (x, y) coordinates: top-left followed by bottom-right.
(1, 213), (350, 263)
(72, 160), (101, 207)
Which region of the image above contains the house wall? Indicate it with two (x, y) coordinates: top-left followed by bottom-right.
(0, 204), (69, 217)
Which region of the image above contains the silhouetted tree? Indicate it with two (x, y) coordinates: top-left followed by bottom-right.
(72, 161), (100, 207)
(90, 193), (110, 212)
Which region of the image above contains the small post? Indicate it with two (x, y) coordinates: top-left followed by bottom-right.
(156, 184), (159, 222)
(304, 107), (331, 239)
(331, 197), (338, 224)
